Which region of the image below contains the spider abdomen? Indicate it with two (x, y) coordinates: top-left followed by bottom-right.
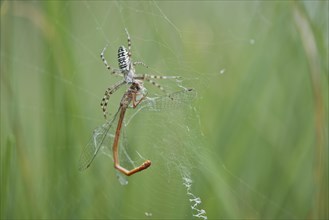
(118, 46), (130, 71)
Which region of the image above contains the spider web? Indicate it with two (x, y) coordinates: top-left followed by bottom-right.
(2, 1), (327, 220)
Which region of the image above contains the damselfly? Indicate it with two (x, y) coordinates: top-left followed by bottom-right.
(79, 86), (196, 176)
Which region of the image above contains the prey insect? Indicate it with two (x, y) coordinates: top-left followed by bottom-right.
(112, 81), (150, 175)
(79, 88), (196, 176)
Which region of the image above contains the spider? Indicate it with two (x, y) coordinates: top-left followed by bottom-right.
(100, 28), (180, 119)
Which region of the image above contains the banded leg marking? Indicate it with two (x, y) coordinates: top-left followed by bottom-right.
(101, 46), (123, 76)
(124, 28), (132, 58)
(100, 81), (126, 118)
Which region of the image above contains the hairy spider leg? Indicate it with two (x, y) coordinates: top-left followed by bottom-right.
(125, 28), (132, 58)
(101, 46), (124, 76)
(133, 61), (148, 68)
(100, 80), (126, 119)
(134, 74), (181, 94)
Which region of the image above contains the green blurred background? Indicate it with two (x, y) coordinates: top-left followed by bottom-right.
(1, 1), (328, 219)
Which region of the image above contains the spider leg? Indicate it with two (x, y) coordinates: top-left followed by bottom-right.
(124, 28), (132, 58)
(101, 46), (123, 76)
(135, 74), (181, 80)
(100, 80), (126, 119)
(134, 74), (181, 94)
(133, 61), (148, 68)
(145, 78), (167, 93)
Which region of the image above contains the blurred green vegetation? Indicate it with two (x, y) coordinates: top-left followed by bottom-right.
(1, 1), (328, 219)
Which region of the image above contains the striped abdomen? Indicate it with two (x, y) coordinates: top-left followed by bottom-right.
(118, 46), (130, 71)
